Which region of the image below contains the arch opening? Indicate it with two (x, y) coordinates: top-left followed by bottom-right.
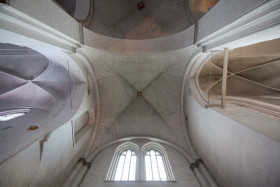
(197, 38), (280, 118)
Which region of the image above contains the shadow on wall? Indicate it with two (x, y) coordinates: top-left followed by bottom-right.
(53, 0), (90, 21)
(54, 0), (76, 16)
(0, 0), (7, 4)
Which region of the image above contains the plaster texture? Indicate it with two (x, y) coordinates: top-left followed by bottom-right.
(81, 48), (196, 152)
(0, 41), (88, 164)
(186, 93), (280, 187)
(0, 119), (92, 187)
(88, 0), (192, 39)
(83, 26), (195, 53)
(0, 0), (280, 187)
(0, 25), (97, 187)
(189, 0), (219, 20)
(9, 0), (81, 42)
(197, 0), (267, 41)
(55, 0), (76, 16)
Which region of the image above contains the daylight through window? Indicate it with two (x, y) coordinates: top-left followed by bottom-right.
(114, 149), (137, 181)
(106, 142), (174, 182)
(145, 149), (167, 181)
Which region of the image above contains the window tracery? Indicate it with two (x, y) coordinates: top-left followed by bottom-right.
(142, 142), (175, 181)
(114, 149), (137, 181)
(144, 149), (167, 181)
(106, 142), (139, 181)
(106, 141), (175, 181)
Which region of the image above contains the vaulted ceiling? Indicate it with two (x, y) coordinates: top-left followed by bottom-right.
(88, 0), (193, 39)
(0, 43), (86, 127)
(81, 48), (196, 151)
(0, 43), (87, 162)
(54, 0), (219, 40)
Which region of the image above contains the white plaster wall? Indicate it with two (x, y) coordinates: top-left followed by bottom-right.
(186, 93), (280, 187)
(0, 120), (92, 187)
(197, 0), (266, 41)
(0, 44), (95, 187)
(9, 0), (81, 42)
(83, 26), (194, 53)
(80, 141), (200, 187)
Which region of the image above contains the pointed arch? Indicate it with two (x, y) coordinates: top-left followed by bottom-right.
(106, 142), (139, 181)
(142, 142), (175, 181)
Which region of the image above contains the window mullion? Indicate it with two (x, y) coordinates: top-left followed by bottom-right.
(113, 155), (120, 180)
(120, 150), (127, 180)
(128, 152), (132, 180)
(155, 153), (161, 181)
(163, 156), (170, 180)
(149, 152), (154, 180)
(138, 151), (141, 181)
(109, 142), (174, 182)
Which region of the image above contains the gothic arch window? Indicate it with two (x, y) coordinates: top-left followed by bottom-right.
(142, 142), (175, 181)
(144, 149), (167, 181)
(106, 142), (175, 181)
(106, 142), (139, 181)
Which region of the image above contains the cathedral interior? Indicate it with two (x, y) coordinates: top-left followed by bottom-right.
(0, 0), (280, 186)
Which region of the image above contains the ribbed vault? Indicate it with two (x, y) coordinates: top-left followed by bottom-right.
(82, 48), (196, 151)
(0, 43), (86, 134)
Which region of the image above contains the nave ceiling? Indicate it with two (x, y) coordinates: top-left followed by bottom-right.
(81, 48), (197, 151)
